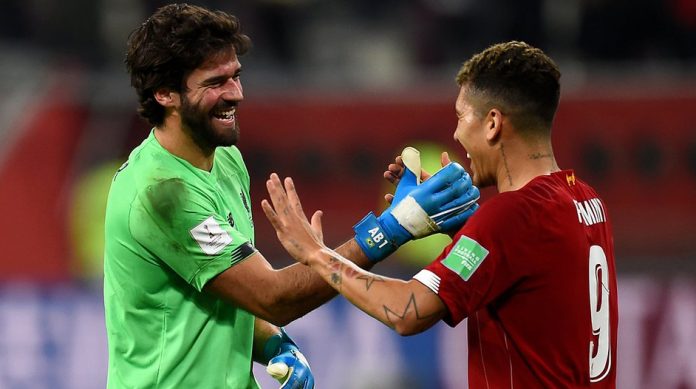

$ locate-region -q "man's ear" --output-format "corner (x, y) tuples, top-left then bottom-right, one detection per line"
(153, 88), (180, 107)
(485, 108), (503, 143)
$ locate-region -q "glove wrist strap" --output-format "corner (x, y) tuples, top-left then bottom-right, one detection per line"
(353, 212), (398, 262)
(262, 328), (297, 365)
(262, 333), (283, 365)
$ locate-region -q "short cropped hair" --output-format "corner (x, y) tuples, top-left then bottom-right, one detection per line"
(456, 41), (561, 134)
(126, 3), (251, 126)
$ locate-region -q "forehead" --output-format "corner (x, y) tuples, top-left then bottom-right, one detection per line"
(187, 48), (240, 81)
(455, 85), (473, 112)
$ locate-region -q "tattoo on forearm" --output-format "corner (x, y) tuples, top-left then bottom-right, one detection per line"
(327, 256), (344, 288)
(500, 142), (513, 186)
(383, 293), (438, 328)
(344, 267), (360, 278)
(357, 274), (385, 291)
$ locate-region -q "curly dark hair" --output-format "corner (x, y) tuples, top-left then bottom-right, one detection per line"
(125, 3), (251, 126)
(456, 41), (561, 134)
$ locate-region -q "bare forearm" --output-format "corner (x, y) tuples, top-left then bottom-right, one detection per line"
(271, 238), (375, 323)
(206, 239), (376, 326)
(306, 248), (444, 335)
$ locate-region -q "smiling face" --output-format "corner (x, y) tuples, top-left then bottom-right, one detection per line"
(453, 86), (497, 189)
(179, 47), (243, 150)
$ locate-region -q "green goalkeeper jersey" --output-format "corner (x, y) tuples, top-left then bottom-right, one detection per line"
(104, 131), (259, 389)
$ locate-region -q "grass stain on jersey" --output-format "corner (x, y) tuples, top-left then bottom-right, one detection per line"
(146, 178), (187, 226)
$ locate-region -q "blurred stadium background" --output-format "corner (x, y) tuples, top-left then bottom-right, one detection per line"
(0, 0), (695, 388)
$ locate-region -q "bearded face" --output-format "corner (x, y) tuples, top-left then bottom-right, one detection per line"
(180, 91), (240, 150)
(177, 47), (244, 152)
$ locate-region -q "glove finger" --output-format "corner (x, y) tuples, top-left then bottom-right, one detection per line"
(438, 203), (479, 232)
(283, 377), (299, 389)
(431, 165), (471, 195)
(425, 174), (474, 212)
(434, 201), (478, 225)
(431, 200), (477, 223)
(306, 374), (315, 389)
(284, 366), (306, 389)
(407, 164), (466, 212)
(432, 186), (480, 217)
(401, 146), (422, 184)
(291, 366), (311, 389)
(424, 162), (466, 191)
(267, 362), (290, 380)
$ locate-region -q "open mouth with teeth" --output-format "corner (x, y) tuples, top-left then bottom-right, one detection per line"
(212, 107), (236, 121)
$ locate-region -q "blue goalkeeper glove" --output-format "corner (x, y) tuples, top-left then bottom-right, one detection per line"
(264, 329), (314, 389)
(354, 147), (480, 262)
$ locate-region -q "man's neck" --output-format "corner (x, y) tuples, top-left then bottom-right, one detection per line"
(495, 137), (559, 193)
(154, 123), (214, 171)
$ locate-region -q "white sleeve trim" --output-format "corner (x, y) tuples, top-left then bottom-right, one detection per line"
(413, 269), (441, 294)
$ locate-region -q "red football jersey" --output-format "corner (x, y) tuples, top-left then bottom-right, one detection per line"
(414, 170), (617, 388)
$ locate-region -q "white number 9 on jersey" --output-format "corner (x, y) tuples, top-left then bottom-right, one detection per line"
(588, 245), (611, 382)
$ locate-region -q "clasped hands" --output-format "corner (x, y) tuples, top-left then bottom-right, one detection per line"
(261, 147), (480, 265)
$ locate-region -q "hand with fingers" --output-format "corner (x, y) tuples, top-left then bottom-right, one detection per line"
(354, 147), (480, 262)
(383, 149), (454, 202)
(261, 173), (327, 266)
(383, 148), (480, 232)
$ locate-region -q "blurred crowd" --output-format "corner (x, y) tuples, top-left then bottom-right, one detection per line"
(1, 0), (695, 88)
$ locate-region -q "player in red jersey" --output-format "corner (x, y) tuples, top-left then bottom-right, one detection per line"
(262, 41), (618, 388)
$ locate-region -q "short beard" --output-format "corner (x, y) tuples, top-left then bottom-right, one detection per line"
(180, 94), (239, 153)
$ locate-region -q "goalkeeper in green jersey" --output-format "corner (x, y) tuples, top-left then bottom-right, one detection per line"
(104, 4), (479, 388)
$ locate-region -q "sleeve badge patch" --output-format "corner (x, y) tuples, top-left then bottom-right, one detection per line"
(442, 235), (489, 281)
(190, 216), (233, 255)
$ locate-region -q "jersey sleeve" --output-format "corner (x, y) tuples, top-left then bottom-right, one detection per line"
(129, 176), (256, 292)
(414, 193), (534, 326)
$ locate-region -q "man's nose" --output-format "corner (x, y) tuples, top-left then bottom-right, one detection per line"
(221, 79), (243, 100)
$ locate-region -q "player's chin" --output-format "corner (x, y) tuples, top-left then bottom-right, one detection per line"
(212, 122), (240, 146)
(469, 167), (486, 188)
(472, 174), (482, 188)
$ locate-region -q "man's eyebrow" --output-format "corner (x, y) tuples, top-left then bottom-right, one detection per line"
(201, 67), (242, 85)
(201, 75), (226, 85)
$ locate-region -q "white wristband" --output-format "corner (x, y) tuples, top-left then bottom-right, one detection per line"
(391, 195), (439, 238)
